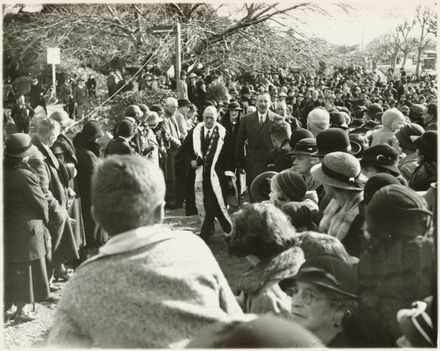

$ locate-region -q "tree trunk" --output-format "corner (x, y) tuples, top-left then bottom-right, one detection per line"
(391, 47), (399, 68)
(415, 47), (423, 79)
(401, 50), (408, 68)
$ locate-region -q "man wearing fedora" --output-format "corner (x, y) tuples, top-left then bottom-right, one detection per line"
(236, 93), (283, 199)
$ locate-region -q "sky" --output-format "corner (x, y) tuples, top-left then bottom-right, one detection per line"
(6, 0), (437, 47)
(217, 0), (437, 47)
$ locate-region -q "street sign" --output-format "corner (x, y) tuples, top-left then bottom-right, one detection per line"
(150, 25), (175, 35)
(47, 47), (60, 65)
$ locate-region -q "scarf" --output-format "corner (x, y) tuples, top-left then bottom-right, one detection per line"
(319, 193), (362, 240)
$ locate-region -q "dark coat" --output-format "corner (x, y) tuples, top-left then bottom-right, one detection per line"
(32, 135), (80, 263)
(30, 83), (44, 108)
(73, 133), (107, 248)
(355, 236), (434, 346)
(235, 110), (283, 187)
(4, 160), (48, 262)
(105, 136), (135, 156)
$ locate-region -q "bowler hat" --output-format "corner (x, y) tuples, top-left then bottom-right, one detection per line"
(360, 144), (400, 176)
(312, 128), (361, 157)
(5, 133), (38, 158)
(289, 128), (314, 149)
(178, 99), (192, 108)
(250, 171), (277, 202)
(311, 152), (366, 191)
(288, 138), (317, 156)
(280, 255), (360, 299)
(49, 110), (74, 129)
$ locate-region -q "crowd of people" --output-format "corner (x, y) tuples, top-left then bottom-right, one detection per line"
(3, 64), (437, 348)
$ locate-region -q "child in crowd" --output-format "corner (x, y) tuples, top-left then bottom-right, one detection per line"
(369, 108), (405, 150)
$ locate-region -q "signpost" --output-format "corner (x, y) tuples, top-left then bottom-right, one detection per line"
(149, 23), (181, 90)
(47, 47), (60, 97)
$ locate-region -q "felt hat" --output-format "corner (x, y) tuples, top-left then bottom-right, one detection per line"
(312, 128), (361, 157)
(360, 144), (400, 176)
(363, 173), (400, 205)
(395, 123), (425, 152)
(188, 72), (197, 79)
(271, 171), (307, 202)
(178, 99), (191, 108)
(117, 120), (135, 138)
(5, 133), (39, 158)
(187, 314), (323, 348)
(411, 104), (426, 116)
(49, 110), (74, 129)
(250, 171), (277, 202)
(81, 120), (103, 140)
(289, 128), (314, 149)
(241, 85), (251, 95)
(311, 151), (366, 191)
(280, 254), (360, 299)
(226, 101), (243, 111)
(413, 131), (437, 162)
(348, 133), (366, 158)
(397, 298), (434, 347)
(367, 184), (432, 239)
(288, 137), (317, 156)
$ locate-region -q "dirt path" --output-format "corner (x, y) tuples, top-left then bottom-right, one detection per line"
(3, 208), (249, 349)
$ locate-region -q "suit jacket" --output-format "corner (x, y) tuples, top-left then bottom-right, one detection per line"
(235, 110), (283, 168)
(105, 137), (135, 156)
(4, 162), (48, 262)
(162, 115), (182, 150)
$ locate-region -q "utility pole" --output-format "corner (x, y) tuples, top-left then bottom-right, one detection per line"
(175, 22), (181, 86)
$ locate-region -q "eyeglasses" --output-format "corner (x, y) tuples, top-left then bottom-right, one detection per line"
(282, 284), (326, 306)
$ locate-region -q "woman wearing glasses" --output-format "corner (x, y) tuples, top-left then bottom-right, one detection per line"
(279, 255), (359, 347)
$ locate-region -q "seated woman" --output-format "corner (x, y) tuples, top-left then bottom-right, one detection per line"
(356, 185), (434, 346)
(279, 255), (360, 347)
(227, 202), (304, 314)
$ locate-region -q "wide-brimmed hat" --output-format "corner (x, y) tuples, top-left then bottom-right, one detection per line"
(287, 138), (317, 156)
(280, 255), (360, 299)
(226, 101), (243, 111)
(49, 110), (74, 129)
(250, 171), (278, 202)
(312, 128), (361, 157)
(5, 133), (39, 158)
(311, 151), (366, 191)
(360, 144), (400, 176)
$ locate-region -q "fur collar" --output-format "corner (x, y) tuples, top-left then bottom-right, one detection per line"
(237, 246), (304, 294)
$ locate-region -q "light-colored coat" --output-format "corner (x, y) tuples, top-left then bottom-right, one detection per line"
(48, 225), (243, 348)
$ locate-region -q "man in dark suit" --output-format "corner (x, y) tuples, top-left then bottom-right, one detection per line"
(105, 120), (136, 156)
(235, 93), (283, 198)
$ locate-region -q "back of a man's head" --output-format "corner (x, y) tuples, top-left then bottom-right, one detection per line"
(307, 108), (330, 137)
(91, 155), (166, 236)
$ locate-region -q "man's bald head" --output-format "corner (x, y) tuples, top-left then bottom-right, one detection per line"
(307, 108), (330, 137)
(203, 106), (218, 129)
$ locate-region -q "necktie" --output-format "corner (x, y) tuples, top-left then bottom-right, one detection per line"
(259, 114), (265, 127)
